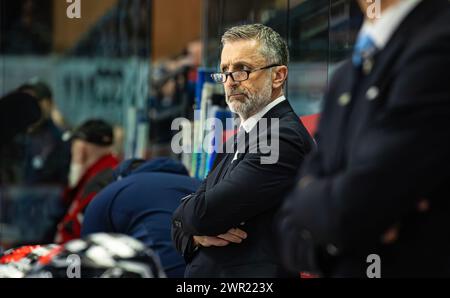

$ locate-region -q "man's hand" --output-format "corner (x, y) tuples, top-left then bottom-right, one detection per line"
(194, 228), (247, 247)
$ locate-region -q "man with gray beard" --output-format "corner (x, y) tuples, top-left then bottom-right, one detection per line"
(55, 119), (119, 244)
(172, 24), (314, 277)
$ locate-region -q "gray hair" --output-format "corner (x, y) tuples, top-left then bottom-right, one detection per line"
(221, 24), (289, 66)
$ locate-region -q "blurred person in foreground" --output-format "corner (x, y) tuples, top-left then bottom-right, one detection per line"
(277, 0), (450, 277)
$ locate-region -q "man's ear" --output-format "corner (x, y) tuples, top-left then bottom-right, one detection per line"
(272, 66), (288, 89)
(79, 142), (89, 164)
(40, 99), (52, 116)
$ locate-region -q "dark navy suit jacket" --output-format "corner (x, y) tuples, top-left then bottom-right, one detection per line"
(172, 100), (315, 278)
(277, 0), (450, 277)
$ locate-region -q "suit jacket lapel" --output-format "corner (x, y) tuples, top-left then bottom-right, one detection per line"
(357, 0), (446, 92)
(329, 0), (447, 171)
(210, 100), (294, 180)
(230, 100), (295, 170)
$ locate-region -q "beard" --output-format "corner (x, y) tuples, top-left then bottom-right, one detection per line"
(68, 162), (86, 188)
(225, 78), (273, 120)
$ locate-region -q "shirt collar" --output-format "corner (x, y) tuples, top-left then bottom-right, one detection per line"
(359, 0), (421, 50)
(241, 95), (286, 133)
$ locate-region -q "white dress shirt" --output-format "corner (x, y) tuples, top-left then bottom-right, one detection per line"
(358, 0), (421, 50)
(232, 95), (286, 162)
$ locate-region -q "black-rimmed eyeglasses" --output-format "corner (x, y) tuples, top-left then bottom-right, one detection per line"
(211, 64), (281, 84)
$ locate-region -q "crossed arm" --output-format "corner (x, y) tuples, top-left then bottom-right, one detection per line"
(172, 129), (307, 259)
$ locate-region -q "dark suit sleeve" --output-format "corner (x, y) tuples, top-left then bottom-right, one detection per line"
(277, 33), (450, 259)
(171, 180), (207, 260)
(298, 62), (348, 179)
(171, 217), (198, 263)
(175, 125), (308, 236)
